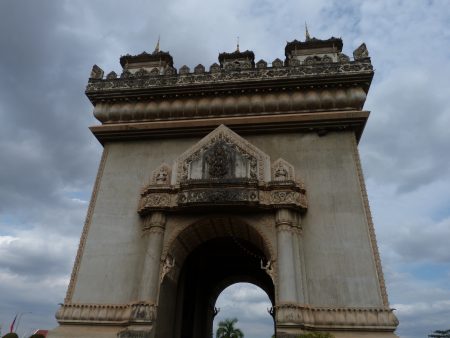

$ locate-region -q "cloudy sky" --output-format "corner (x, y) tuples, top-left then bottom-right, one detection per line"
(0, 0), (449, 337)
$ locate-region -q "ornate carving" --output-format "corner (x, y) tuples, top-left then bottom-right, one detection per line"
(165, 67), (176, 76)
(151, 163), (172, 185)
(65, 146), (110, 302)
(179, 65), (190, 75)
(194, 64), (205, 74)
(204, 141), (233, 178)
(322, 55), (333, 63)
(86, 60), (373, 94)
(56, 302), (157, 325)
(140, 193), (173, 210)
(160, 255), (176, 283)
(106, 71), (117, 79)
(287, 58), (300, 67)
(275, 303), (398, 331)
(149, 68), (159, 76)
(135, 68), (149, 77)
(121, 70), (132, 79)
(175, 125), (270, 183)
(178, 188), (259, 206)
(256, 59), (267, 69)
(90, 64), (104, 79)
(272, 58), (283, 68)
(138, 126), (307, 215)
(261, 259), (276, 283)
(351, 135), (389, 306)
(353, 43), (369, 60)
(209, 63), (220, 73)
(338, 53), (350, 63)
(272, 158), (295, 181)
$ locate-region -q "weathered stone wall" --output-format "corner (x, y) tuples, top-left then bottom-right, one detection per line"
(70, 130), (382, 308)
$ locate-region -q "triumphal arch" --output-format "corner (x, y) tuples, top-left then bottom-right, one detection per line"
(49, 34), (399, 337)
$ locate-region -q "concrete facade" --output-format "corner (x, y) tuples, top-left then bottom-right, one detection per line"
(49, 35), (398, 338)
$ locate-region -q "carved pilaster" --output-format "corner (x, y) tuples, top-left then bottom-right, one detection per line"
(138, 212), (167, 303)
(276, 209), (302, 304)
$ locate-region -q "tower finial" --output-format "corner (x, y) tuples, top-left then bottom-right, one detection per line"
(305, 22), (311, 41)
(154, 35), (160, 53)
(236, 36), (240, 52)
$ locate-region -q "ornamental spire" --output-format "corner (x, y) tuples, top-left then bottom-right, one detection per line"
(305, 22), (311, 41)
(154, 36), (160, 53)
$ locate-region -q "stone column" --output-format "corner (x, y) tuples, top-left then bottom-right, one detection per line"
(276, 208), (301, 304)
(138, 212), (166, 303)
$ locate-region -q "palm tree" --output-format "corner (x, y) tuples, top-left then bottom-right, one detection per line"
(216, 318), (244, 338)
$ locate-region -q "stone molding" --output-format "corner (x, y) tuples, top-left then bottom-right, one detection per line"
(91, 87), (368, 124)
(275, 303), (398, 331)
(56, 302), (156, 326)
(90, 110), (370, 144)
(351, 135), (389, 306)
(65, 145), (110, 303)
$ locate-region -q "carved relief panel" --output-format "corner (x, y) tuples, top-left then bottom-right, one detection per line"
(138, 125), (307, 215)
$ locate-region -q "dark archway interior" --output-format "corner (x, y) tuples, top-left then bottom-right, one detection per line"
(176, 236), (275, 338)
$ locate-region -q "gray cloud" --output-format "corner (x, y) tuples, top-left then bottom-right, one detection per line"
(0, 1), (449, 337)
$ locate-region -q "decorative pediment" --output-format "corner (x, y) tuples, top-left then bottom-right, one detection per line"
(138, 125), (307, 215)
(175, 124), (271, 183)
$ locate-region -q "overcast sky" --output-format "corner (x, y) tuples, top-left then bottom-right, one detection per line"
(0, 1), (449, 337)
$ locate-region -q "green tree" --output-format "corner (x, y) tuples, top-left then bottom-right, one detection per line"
(2, 333), (19, 338)
(429, 329), (450, 338)
(216, 318), (244, 338)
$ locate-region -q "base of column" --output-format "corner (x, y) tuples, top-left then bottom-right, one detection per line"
(47, 325), (124, 338)
(276, 331), (398, 338)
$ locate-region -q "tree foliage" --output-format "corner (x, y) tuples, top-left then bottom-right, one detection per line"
(2, 334), (19, 338)
(429, 329), (450, 338)
(216, 318), (244, 338)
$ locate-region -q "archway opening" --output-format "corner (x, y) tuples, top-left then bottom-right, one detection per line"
(156, 217), (275, 338)
(213, 282), (274, 338)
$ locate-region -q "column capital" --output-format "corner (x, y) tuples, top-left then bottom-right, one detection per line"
(275, 208), (302, 233)
(142, 211), (166, 233)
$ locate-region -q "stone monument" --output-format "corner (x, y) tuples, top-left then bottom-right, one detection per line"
(48, 33), (399, 337)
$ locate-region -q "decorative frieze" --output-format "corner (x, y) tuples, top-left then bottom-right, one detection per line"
(86, 60), (372, 97)
(56, 302), (157, 326)
(275, 303), (398, 331)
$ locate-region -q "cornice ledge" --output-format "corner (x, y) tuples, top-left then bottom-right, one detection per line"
(275, 303), (399, 331)
(56, 302), (157, 326)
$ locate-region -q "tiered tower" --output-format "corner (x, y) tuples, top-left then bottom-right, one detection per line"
(48, 34), (398, 338)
